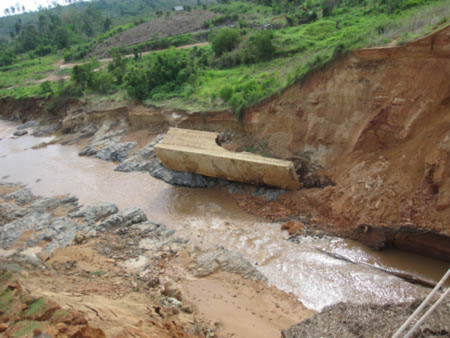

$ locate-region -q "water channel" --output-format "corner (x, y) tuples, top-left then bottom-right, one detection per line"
(1, 120), (449, 311)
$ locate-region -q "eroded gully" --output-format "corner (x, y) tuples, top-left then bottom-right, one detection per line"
(1, 120), (449, 312)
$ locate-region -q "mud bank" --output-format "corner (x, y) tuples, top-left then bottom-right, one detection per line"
(242, 26), (450, 235)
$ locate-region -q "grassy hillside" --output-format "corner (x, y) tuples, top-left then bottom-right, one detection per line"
(0, 0), (449, 114)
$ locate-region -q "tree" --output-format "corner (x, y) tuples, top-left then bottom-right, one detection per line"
(247, 30), (275, 61)
(211, 28), (241, 57)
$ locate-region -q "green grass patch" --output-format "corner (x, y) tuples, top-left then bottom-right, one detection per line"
(23, 298), (46, 317)
(0, 54), (59, 90)
(0, 289), (14, 312)
(13, 321), (43, 337)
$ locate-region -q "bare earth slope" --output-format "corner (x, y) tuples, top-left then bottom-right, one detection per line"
(242, 26), (450, 237)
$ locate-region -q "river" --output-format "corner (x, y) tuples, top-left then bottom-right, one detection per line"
(1, 120), (449, 311)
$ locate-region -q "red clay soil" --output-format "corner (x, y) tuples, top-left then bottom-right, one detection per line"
(240, 26), (450, 241)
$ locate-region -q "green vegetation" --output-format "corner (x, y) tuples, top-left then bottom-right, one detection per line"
(23, 298), (46, 317)
(0, 0), (449, 117)
(0, 289), (14, 312)
(12, 320), (43, 337)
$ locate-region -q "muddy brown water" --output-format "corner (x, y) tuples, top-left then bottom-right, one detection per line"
(0, 120), (449, 311)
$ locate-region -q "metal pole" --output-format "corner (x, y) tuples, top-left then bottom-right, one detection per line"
(404, 286), (450, 338)
(392, 268), (450, 338)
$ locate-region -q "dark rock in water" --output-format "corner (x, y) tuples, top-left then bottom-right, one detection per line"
(4, 188), (35, 205)
(17, 121), (39, 130)
(95, 141), (137, 162)
(13, 130), (28, 137)
(99, 214), (123, 229)
(115, 135), (217, 188)
(282, 300), (450, 338)
(72, 202), (119, 223)
(122, 207), (147, 226)
(32, 124), (59, 137)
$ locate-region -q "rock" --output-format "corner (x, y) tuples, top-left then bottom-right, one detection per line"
(19, 247), (42, 265)
(281, 221), (305, 235)
(30, 196), (78, 213)
(95, 141), (137, 162)
(32, 124), (59, 137)
(74, 233), (85, 244)
(13, 130), (28, 137)
(4, 188), (35, 205)
(0, 323), (8, 332)
(192, 247), (266, 281)
(73, 202), (119, 223)
(1, 213), (52, 247)
(115, 136), (218, 188)
(122, 208), (147, 226)
(99, 214), (123, 229)
(119, 256), (149, 273)
(0, 203), (27, 222)
(0, 248), (17, 258)
(17, 121), (39, 130)
(181, 304), (193, 314)
(163, 282), (182, 301)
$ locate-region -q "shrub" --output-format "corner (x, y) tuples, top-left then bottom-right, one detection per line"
(219, 86), (233, 101)
(211, 28), (241, 56)
(246, 30), (275, 61)
(91, 71), (115, 94)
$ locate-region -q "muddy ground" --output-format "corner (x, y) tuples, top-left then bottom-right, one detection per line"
(0, 182), (312, 337)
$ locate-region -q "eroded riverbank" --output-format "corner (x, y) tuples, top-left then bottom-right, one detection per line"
(1, 118), (449, 320)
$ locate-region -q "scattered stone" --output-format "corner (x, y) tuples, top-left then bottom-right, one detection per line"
(119, 255), (149, 273)
(4, 188), (35, 205)
(163, 281), (182, 301)
(13, 130), (28, 137)
(99, 214), (123, 229)
(281, 221), (305, 235)
(73, 202), (119, 223)
(74, 233), (85, 245)
(95, 141), (137, 162)
(17, 120), (39, 130)
(192, 247), (266, 281)
(122, 208), (147, 226)
(1, 212), (52, 247)
(32, 124), (59, 137)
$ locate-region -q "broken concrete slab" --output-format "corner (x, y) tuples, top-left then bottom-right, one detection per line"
(155, 128), (301, 190)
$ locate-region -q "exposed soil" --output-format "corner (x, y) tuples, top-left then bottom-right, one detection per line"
(235, 25), (450, 257)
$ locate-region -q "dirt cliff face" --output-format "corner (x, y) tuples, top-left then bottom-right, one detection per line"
(243, 26), (450, 233)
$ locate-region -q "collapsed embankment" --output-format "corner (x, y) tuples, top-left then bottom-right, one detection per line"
(239, 26), (450, 260)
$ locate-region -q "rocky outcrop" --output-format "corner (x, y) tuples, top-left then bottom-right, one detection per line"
(116, 134), (218, 188)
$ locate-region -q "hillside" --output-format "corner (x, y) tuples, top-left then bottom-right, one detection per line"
(0, 0), (204, 41)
